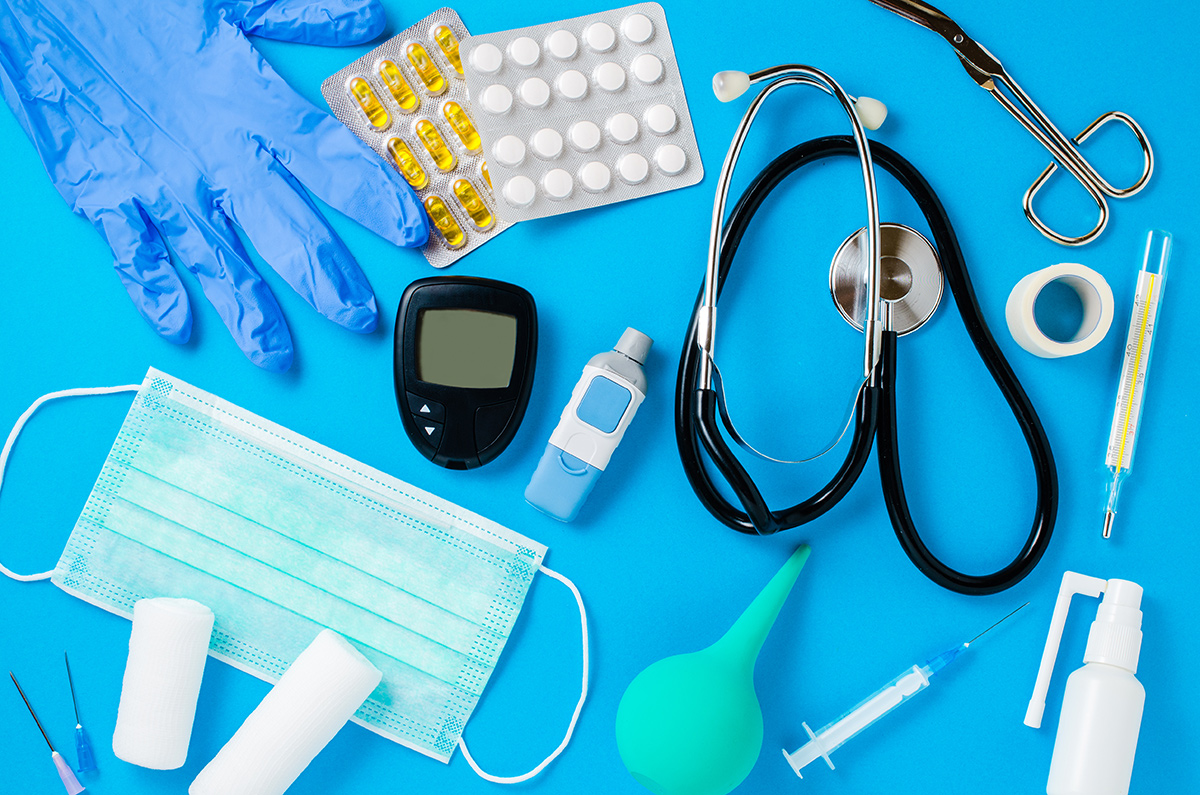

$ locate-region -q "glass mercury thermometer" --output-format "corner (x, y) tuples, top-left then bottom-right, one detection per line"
(1103, 230), (1171, 539)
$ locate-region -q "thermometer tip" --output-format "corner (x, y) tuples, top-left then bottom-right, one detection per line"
(1103, 511), (1115, 539)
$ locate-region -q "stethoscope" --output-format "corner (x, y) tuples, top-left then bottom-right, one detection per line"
(675, 65), (1058, 595)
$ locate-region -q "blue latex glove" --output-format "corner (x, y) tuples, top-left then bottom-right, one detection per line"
(0, 0), (429, 371)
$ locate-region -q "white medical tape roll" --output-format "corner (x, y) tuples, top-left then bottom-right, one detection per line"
(1005, 263), (1114, 358)
(189, 629), (382, 795)
(112, 597), (215, 769)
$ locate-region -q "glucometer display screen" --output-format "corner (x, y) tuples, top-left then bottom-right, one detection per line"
(416, 308), (517, 388)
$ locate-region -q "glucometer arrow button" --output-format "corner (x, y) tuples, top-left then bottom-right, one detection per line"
(406, 392), (445, 422)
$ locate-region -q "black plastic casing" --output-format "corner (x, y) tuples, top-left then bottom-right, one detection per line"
(394, 276), (537, 469)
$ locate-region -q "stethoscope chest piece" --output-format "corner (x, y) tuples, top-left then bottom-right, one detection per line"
(830, 223), (943, 335)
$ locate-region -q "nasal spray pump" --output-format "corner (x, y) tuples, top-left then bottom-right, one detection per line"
(1025, 572), (1145, 795)
(526, 328), (652, 522)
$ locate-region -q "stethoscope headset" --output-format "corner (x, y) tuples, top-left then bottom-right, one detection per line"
(675, 65), (1058, 595)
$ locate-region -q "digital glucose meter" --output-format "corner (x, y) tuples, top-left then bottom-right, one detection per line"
(394, 276), (537, 469)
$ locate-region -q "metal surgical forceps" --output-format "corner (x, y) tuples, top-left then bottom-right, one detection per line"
(870, 0), (1154, 246)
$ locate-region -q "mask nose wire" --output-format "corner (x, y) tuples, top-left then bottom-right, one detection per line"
(0, 383), (141, 582)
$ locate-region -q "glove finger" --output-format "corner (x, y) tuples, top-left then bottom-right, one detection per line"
(222, 151), (378, 333)
(157, 197), (296, 372)
(91, 200), (193, 343)
(268, 111), (430, 248)
(225, 0), (385, 46)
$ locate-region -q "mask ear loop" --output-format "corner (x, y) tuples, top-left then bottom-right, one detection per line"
(0, 384), (141, 582)
(457, 564), (589, 784)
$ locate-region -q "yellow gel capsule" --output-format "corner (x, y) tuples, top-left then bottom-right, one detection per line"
(386, 138), (428, 189)
(441, 101), (481, 152)
(424, 195), (466, 249)
(349, 77), (389, 129)
(432, 25), (464, 76)
(406, 42), (446, 95)
(378, 60), (419, 113)
(453, 179), (493, 229)
(480, 161), (493, 191)
(415, 119), (456, 172)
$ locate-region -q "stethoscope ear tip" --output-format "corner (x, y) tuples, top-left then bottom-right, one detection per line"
(712, 71), (750, 102)
(854, 96), (888, 131)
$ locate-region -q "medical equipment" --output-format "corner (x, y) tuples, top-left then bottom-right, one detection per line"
(1006, 263), (1115, 358)
(675, 64), (1058, 595)
(526, 328), (652, 521)
(9, 672), (86, 795)
(113, 598), (214, 770)
(616, 546), (810, 795)
(460, 3), (704, 220)
(1103, 230), (1171, 539)
(0, 370), (587, 784)
(0, 0), (428, 372)
(783, 603), (1027, 777)
(190, 630), (381, 795)
(394, 277), (538, 468)
(869, 0), (1154, 247)
(321, 9), (513, 266)
(62, 653), (96, 774)
(1026, 573), (1145, 795)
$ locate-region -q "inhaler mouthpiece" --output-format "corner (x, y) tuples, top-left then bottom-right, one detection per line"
(853, 97), (887, 130)
(713, 71), (750, 102)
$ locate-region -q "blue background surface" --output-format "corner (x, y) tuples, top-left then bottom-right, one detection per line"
(1, 0), (1197, 793)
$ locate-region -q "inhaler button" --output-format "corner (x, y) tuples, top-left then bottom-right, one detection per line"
(503, 175), (537, 208)
(631, 53), (664, 84)
(579, 161), (612, 193)
(621, 13), (655, 43)
(469, 43), (503, 75)
(654, 144), (687, 175)
(617, 152), (650, 185)
(546, 29), (578, 60)
(583, 22), (616, 52)
(556, 69), (589, 101)
(645, 103), (677, 135)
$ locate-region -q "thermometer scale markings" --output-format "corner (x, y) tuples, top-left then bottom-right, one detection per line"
(1106, 271), (1159, 471)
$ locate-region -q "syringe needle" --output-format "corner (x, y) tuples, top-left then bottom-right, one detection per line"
(964, 601), (1030, 647)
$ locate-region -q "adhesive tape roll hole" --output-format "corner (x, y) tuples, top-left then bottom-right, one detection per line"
(1005, 263), (1114, 358)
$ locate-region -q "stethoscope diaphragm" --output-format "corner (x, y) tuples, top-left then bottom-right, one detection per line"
(829, 223), (943, 335)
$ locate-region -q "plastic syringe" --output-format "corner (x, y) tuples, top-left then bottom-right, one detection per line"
(1103, 230), (1171, 540)
(782, 604), (1027, 778)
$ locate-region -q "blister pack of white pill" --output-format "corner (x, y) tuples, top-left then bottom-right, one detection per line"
(321, 9), (511, 268)
(460, 3), (703, 221)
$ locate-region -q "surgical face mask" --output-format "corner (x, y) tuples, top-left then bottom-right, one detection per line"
(0, 369), (587, 783)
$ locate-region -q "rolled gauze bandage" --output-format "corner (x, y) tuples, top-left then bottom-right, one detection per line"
(113, 597), (215, 769)
(1006, 262), (1114, 358)
(190, 629), (382, 795)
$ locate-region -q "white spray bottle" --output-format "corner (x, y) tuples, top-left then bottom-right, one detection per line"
(1025, 572), (1145, 795)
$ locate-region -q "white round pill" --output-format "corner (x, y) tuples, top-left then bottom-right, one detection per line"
(542, 168), (573, 200)
(509, 36), (540, 67)
(568, 120), (602, 152)
(518, 77), (551, 109)
(503, 175), (537, 208)
(617, 152), (650, 185)
(631, 53), (664, 84)
(606, 112), (639, 144)
(493, 134), (526, 166)
(654, 144), (687, 175)
(556, 69), (588, 100)
(594, 62), (626, 93)
(621, 13), (654, 43)
(579, 161), (612, 193)
(479, 84), (514, 115)
(583, 21), (616, 52)
(531, 127), (564, 160)
(644, 103), (677, 135)
(469, 43), (503, 75)
(546, 29), (578, 60)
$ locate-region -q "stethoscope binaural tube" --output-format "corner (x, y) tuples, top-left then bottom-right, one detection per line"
(675, 135), (1058, 595)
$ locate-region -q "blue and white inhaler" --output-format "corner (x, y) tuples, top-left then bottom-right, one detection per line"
(526, 328), (652, 522)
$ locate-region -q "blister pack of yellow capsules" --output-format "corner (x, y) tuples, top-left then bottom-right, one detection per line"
(322, 9), (511, 267)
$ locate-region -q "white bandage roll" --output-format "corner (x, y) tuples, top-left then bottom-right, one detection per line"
(1006, 262), (1114, 358)
(112, 597), (215, 769)
(189, 629), (382, 795)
